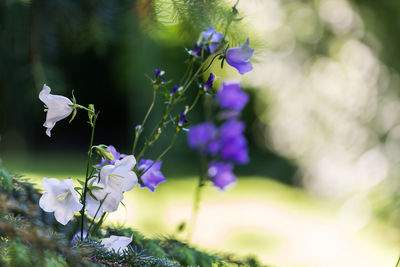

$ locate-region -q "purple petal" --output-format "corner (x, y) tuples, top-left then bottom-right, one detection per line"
(187, 122), (218, 155)
(217, 82), (249, 111)
(226, 38), (254, 75)
(170, 84), (179, 96)
(208, 161), (237, 190)
(201, 27), (224, 53)
(138, 159), (166, 192)
(204, 73), (215, 91)
(178, 109), (188, 127)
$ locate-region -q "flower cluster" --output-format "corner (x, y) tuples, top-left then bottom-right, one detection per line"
(189, 27), (254, 75)
(38, 84), (166, 251)
(188, 81), (249, 190)
(187, 26), (253, 190)
(36, 17), (254, 253)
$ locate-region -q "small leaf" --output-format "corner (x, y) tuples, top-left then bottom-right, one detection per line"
(89, 190), (98, 201)
(89, 186), (104, 190)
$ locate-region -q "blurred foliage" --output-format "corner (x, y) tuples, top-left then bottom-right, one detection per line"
(0, 164), (267, 266)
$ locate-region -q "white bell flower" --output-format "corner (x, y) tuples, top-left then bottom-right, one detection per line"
(85, 155), (137, 218)
(39, 178), (83, 225)
(99, 155), (138, 193)
(101, 235), (132, 254)
(85, 179), (123, 219)
(39, 84), (73, 137)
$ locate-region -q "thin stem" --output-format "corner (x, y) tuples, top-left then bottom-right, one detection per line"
(87, 194), (108, 236)
(396, 255), (400, 267)
(91, 212), (108, 236)
(188, 90), (202, 112)
(187, 156), (207, 241)
(138, 129), (179, 178)
(136, 50), (220, 162)
(80, 114), (97, 240)
(132, 86), (157, 154)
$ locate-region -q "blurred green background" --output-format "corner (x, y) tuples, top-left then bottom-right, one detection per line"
(2, 0), (400, 266)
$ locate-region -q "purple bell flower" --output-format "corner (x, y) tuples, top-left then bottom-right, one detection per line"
(170, 83), (179, 96)
(204, 73), (215, 91)
(154, 69), (165, 83)
(71, 231), (87, 244)
(189, 43), (202, 57)
(97, 145), (126, 167)
(208, 161), (237, 190)
(178, 108), (188, 127)
(217, 82), (249, 111)
(188, 122), (219, 155)
(218, 120), (249, 164)
(201, 27), (224, 53)
(138, 159), (166, 192)
(226, 38), (254, 75)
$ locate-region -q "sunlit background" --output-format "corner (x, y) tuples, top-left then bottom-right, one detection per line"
(2, 0), (400, 266)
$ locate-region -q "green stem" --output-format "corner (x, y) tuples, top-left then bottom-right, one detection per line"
(80, 114), (97, 240)
(136, 50), (220, 163)
(132, 86), (157, 154)
(396, 255), (400, 267)
(187, 156), (207, 241)
(87, 194), (108, 237)
(138, 129), (179, 178)
(91, 212), (108, 236)
(188, 91), (202, 112)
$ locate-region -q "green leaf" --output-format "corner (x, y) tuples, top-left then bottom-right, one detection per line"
(89, 190), (98, 201)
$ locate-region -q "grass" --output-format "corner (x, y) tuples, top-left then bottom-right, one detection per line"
(2, 153), (400, 267)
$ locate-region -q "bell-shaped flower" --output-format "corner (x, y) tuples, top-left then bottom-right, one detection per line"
(217, 82), (249, 111)
(201, 27), (224, 53)
(96, 145), (126, 168)
(39, 84), (74, 137)
(203, 73), (215, 91)
(187, 122), (219, 155)
(85, 179), (124, 219)
(138, 159), (166, 192)
(208, 161), (237, 190)
(86, 155), (137, 218)
(99, 155), (138, 193)
(218, 120), (249, 164)
(39, 178), (83, 225)
(101, 235), (132, 255)
(226, 38), (254, 75)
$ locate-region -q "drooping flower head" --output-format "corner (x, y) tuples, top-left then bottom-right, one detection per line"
(188, 122), (219, 155)
(39, 84), (73, 137)
(217, 82), (249, 111)
(188, 43), (202, 58)
(201, 27), (224, 53)
(86, 155), (137, 218)
(101, 235), (132, 255)
(39, 178), (83, 225)
(170, 83), (179, 97)
(71, 231), (87, 244)
(178, 108), (188, 127)
(153, 69), (165, 84)
(97, 145), (126, 168)
(218, 120), (249, 164)
(208, 161), (237, 190)
(226, 38), (254, 75)
(204, 73), (215, 91)
(138, 159), (166, 192)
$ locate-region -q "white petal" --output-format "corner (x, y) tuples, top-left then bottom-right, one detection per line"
(101, 235), (132, 253)
(54, 204), (75, 225)
(39, 84), (73, 137)
(39, 192), (57, 212)
(100, 155), (138, 192)
(39, 84), (51, 102)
